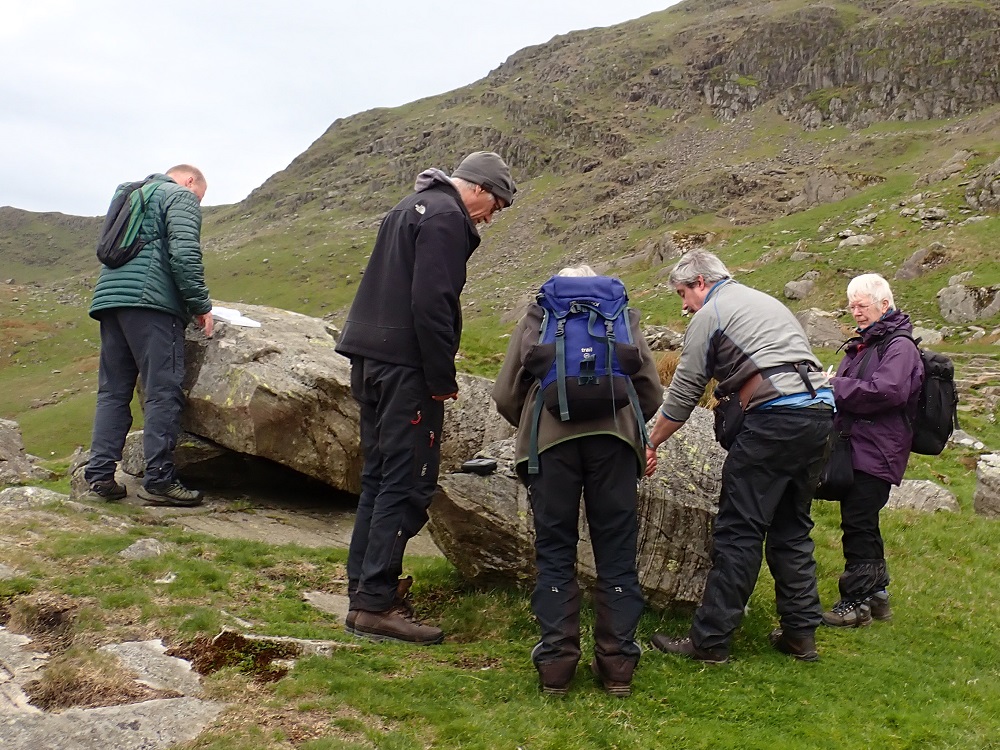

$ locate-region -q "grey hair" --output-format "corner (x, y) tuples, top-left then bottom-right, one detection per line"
(557, 265), (597, 277)
(450, 176), (476, 192)
(668, 250), (731, 287)
(847, 273), (895, 310)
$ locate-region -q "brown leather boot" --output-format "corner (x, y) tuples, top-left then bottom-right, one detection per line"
(650, 634), (729, 664)
(353, 606), (444, 644)
(590, 658), (632, 697)
(768, 628), (819, 662)
(346, 576), (416, 634)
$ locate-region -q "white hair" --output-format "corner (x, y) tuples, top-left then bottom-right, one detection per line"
(556, 265), (597, 277)
(847, 273), (895, 310)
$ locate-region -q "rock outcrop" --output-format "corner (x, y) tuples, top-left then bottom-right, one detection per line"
(180, 301), (512, 494)
(973, 453), (1000, 519)
(0, 420), (51, 486)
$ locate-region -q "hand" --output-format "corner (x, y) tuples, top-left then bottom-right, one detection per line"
(195, 312), (214, 338)
(432, 392), (458, 402)
(644, 446), (658, 478)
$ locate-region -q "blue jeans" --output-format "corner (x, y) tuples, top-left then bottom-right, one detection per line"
(85, 307), (186, 488)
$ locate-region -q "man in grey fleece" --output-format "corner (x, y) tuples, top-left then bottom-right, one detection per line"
(645, 251), (834, 663)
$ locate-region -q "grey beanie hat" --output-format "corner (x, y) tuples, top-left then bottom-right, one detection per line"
(452, 151), (516, 206)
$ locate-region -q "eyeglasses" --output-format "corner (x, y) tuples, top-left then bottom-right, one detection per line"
(489, 191), (505, 215)
(848, 302), (872, 312)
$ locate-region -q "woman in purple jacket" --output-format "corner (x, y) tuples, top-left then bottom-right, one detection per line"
(823, 274), (923, 628)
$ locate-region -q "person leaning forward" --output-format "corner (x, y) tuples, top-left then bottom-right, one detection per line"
(492, 265), (663, 697)
(645, 250), (834, 663)
(335, 151), (515, 645)
(85, 164), (213, 508)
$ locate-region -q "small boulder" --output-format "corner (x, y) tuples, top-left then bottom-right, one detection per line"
(886, 479), (959, 513)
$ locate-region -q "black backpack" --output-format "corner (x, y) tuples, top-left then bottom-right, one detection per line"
(95, 177), (164, 268)
(872, 331), (959, 455)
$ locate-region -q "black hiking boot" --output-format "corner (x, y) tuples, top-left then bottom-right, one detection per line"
(768, 629), (819, 662)
(532, 647), (577, 696)
(650, 634), (729, 664)
(138, 480), (203, 507)
(89, 479), (127, 501)
(822, 599), (872, 628)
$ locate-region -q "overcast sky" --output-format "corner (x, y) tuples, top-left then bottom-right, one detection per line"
(0, 0), (679, 217)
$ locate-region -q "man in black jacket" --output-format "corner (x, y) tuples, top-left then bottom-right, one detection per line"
(335, 152), (515, 644)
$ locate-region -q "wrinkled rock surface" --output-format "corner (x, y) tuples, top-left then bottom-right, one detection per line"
(974, 453), (1000, 519)
(937, 284), (1000, 324)
(795, 308), (846, 349)
(428, 408), (724, 608)
(887, 479), (959, 513)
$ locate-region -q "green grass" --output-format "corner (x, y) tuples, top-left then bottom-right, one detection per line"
(3, 489), (999, 749)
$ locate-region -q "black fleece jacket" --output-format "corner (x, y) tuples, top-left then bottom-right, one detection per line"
(335, 175), (481, 395)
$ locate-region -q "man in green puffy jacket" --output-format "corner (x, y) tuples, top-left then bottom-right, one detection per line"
(84, 164), (213, 507)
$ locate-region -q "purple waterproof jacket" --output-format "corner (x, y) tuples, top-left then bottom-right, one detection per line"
(830, 310), (924, 485)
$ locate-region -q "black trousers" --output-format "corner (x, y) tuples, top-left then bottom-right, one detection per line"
(85, 308), (186, 488)
(837, 469), (891, 601)
(347, 358), (443, 612)
(691, 407), (832, 652)
(527, 435), (644, 680)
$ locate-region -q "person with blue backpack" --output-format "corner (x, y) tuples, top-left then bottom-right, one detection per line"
(646, 251), (834, 663)
(492, 266), (663, 697)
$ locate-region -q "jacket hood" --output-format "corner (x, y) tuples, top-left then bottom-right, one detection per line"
(414, 168), (456, 193)
(413, 168), (479, 237)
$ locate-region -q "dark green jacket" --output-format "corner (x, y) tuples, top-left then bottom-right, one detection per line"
(89, 174), (211, 322)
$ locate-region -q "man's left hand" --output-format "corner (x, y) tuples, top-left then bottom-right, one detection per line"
(432, 392), (458, 402)
(195, 313), (214, 338)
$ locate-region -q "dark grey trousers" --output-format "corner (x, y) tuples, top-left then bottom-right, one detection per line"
(85, 308), (185, 488)
(347, 358), (443, 612)
(691, 407), (833, 652)
(527, 435), (644, 681)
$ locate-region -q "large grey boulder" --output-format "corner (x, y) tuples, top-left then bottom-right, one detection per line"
(887, 479), (959, 513)
(181, 301), (512, 494)
(937, 284), (1000, 324)
(795, 309), (847, 349)
(428, 408), (725, 608)
(973, 453), (1000, 519)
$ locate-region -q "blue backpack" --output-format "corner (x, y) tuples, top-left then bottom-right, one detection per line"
(523, 275), (648, 473)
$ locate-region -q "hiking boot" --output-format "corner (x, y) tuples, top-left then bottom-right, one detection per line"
(89, 479), (127, 501)
(822, 599), (872, 628)
(768, 629), (819, 662)
(532, 646), (577, 696)
(138, 481), (203, 507)
(346, 576), (416, 635)
(590, 658), (631, 697)
(867, 591), (893, 621)
(352, 606), (444, 644)
(650, 634), (728, 664)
